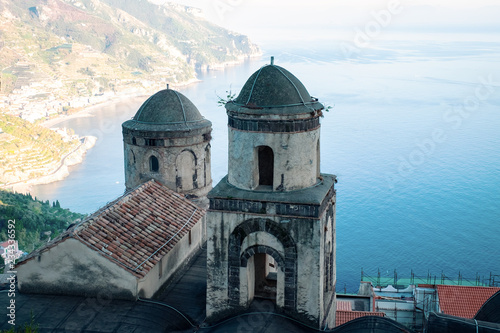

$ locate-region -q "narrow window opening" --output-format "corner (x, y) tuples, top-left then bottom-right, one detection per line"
(188, 230), (192, 245)
(145, 138), (163, 146)
(149, 156), (159, 172)
(132, 137), (137, 145)
(258, 146), (274, 187)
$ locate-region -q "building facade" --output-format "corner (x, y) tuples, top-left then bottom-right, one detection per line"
(206, 59), (337, 329)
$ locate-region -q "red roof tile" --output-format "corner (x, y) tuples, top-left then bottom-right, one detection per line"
(18, 180), (205, 278)
(437, 285), (500, 319)
(336, 310), (385, 326)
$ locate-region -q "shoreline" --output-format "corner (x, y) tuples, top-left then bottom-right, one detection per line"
(2, 136), (97, 194)
(40, 77), (203, 129)
(4, 55), (260, 194)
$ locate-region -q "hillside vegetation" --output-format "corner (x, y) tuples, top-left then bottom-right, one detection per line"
(0, 113), (80, 184)
(0, 190), (85, 253)
(0, 0), (260, 95)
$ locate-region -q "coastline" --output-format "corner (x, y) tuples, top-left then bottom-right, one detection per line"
(4, 54), (259, 194)
(2, 136), (97, 194)
(39, 77), (203, 129)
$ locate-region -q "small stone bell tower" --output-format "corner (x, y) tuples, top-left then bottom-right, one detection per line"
(122, 87), (212, 203)
(206, 58), (337, 328)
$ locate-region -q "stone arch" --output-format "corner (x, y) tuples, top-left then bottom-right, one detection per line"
(175, 149), (197, 191)
(240, 245), (285, 268)
(228, 218), (297, 311)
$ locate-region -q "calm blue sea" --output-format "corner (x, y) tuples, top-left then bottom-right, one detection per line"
(30, 38), (500, 292)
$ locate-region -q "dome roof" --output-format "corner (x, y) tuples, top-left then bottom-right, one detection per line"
(123, 88), (211, 134)
(134, 88), (204, 124)
(227, 60), (323, 115)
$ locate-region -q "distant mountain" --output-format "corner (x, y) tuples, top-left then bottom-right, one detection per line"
(0, 0), (260, 97)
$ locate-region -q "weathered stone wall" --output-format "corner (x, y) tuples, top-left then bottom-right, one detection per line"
(137, 215), (205, 298)
(227, 128), (320, 191)
(123, 129), (212, 197)
(206, 211), (324, 326)
(320, 198), (337, 328)
(17, 238), (137, 300)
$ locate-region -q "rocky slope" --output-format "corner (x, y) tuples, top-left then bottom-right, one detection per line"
(0, 0), (260, 97)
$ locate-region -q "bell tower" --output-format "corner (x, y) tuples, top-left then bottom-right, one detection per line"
(122, 87), (212, 204)
(206, 58), (337, 328)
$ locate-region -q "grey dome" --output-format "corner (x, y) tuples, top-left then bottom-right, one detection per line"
(227, 63), (324, 115)
(134, 88), (204, 124)
(123, 88), (211, 134)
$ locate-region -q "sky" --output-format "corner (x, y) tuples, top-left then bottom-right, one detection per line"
(155, 0), (500, 44)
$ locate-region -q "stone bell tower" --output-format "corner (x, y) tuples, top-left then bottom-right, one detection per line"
(122, 87), (212, 203)
(206, 58), (337, 329)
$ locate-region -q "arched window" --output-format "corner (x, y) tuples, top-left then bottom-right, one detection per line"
(132, 137), (137, 145)
(149, 156), (159, 172)
(258, 146), (274, 186)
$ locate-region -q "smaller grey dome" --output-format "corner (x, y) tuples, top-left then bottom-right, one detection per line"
(227, 61), (324, 115)
(134, 88), (204, 124)
(122, 88), (211, 135)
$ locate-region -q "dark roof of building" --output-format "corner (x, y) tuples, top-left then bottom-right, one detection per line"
(475, 290), (500, 323)
(336, 310), (385, 327)
(16, 180), (205, 278)
(437, 285), (500, 319)
(122, 88), (211, 132)
(226, 60), (324, 115)
(427, 312), (500, 333)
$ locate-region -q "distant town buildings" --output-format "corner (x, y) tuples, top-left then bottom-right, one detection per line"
(0, 240), (24, 263)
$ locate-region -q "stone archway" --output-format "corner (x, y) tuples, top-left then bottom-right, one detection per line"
(240, 245), (284, 303)
(228, 218), (297, 311)
(175, 149), (197, 191)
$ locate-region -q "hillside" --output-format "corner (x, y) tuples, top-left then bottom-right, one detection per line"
(0, 0), (260, 120)
(0, 189), (85, 253)
(0, 113), (84, 185)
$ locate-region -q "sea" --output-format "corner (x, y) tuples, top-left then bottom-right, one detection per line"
(30, 35), (500, 292)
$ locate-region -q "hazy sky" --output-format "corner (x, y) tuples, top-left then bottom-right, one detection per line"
(157, 0), (500, 44)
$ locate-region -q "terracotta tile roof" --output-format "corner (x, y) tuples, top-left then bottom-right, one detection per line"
(437, 285), (500, 319)
(17, 180), (205, 278)
(336, 310), (385, 326)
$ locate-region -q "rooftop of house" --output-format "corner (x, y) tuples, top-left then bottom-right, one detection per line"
(16, 180), (205, 278)
(335, 310), (385, 327)
(437, 285), (500, 319)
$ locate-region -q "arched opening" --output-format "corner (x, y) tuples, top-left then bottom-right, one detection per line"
(252, 253), (278, 301)
(149, 155), (159, 172)
(132, 137), (137, 145)
(240, 244), (284, 307)
(228, 219), (297, 311)
(176, 150), (197, 191)
(258, 146), (274, 187)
